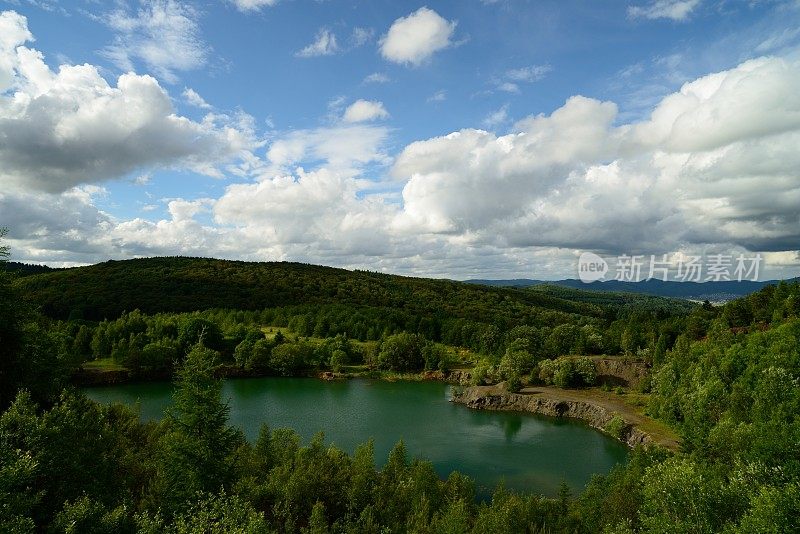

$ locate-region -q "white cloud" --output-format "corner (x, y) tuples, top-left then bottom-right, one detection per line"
(99, 1), (208, 83)
(265, 123), (390, 174)
(351, 27), (374, 47)
(214, 167), (397, 255)
(343, 99), (389, 123)
(380, 7), (456, 66)
(392, 57), (800, 257)
(228, 0), (278, 12)
(427, 89), (447, 102)
(506, 64), (551, 82)
(628, 0), (701, 21)
(482, 104), (509, 128)
(0, 10), (32, 51)
(491, 64), (551, 94)
(363, 72), (390, 84)
(296, 28), (339, 58)
(134, 174), (152, 186)
(393, 96), (618, 234)
(497, 82), (519, 94)
(632, 57), (800, 152)
(182, 87), (212, 109)
(0, 11), (257, 193)
(756, 27), (800, 54)
(0, 10), (32, 90)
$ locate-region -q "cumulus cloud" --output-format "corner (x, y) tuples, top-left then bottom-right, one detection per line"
(628, 0), (701, 21)
(380, 7), (456, 66)
(343, 100), (389, 123)
(0, 10), (32, 90)
(99, 1), (208, 83)
(632, 57), (800, 152)
(228, 0), (278, 12)
(391, 57), (800, 257)
(214, 168), (397, 255)
(0, 10), (256, 193)
(296, 29), (339, 57)
(393, 96), (618, 234)
(0, 10), (32, 51)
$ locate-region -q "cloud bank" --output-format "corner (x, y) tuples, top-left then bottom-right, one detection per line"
(2, 10), (799, 279)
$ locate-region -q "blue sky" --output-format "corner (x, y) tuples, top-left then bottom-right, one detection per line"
(2, 0), (800, 279)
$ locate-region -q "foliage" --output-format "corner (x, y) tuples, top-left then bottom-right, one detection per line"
(377, 332), (426, 372)
(149, 345), (242, 515)
(604, 415), (628, 441)
(537, 357), (597, 388)
(505, 374), (522, 393)
(14, 256), (702, 361)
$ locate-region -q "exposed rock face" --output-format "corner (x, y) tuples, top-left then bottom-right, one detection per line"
(451, 386), (653, 448)
(444, 369), (473, 385)
(592, 358), (650, 389)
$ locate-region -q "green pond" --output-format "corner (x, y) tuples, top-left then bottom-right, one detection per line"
(85, 377), (628, 497)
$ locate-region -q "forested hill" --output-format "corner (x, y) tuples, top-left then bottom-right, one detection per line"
(11, 256), (619, 324)
(3, 261), (58, 276)
(13, 257), (695, 327)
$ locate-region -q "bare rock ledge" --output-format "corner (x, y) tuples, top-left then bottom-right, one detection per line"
(450, 385), (658, 449)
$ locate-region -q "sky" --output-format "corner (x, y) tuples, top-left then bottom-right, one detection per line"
(1, 0), (800, 280)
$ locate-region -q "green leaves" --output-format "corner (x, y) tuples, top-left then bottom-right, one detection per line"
(151, 345), (240, 516)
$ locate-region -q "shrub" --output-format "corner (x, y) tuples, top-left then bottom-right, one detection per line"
(247, 339), (273, 371)
(330, 349), (347, 372)
(573, 357), (597, 386)
(498, 347), (535, 379)
(552, 360), (574, 387)
(538, 358), (596, 388)
(505, 374), (522, 393)
(604, 415), (628, 440)
(178, 318), (224, 351)
(141, 339), (180, 371)
(538, 359), (557, 384)
(269, 342), (316, 376)
(377, 333), (426, 372)
(470, 362), (491, 385)
(422, 342), (448, 371)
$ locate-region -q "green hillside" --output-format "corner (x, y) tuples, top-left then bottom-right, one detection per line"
(14, 256), (611, 323)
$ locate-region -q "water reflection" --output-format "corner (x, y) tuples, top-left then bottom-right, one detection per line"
(502, 415), (523, 440)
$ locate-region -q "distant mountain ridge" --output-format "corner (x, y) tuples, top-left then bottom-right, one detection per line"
(465, 278), (799, 301)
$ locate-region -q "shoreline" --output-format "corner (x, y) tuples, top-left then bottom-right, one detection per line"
(71, 365), (474, 387)
(75, 366), (678, 451)
(450, 384), (679, 451)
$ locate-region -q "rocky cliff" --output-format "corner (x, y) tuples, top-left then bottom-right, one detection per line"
(451, 385), (655, 448)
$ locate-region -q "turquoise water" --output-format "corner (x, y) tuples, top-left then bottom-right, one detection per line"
(85, 377), (628, 497)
